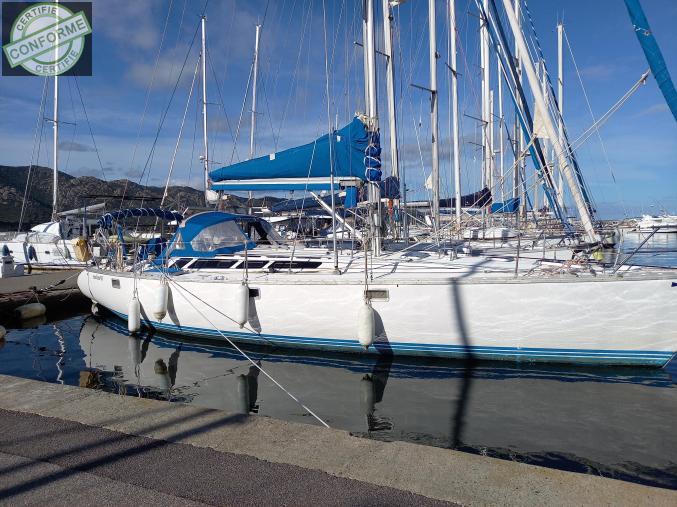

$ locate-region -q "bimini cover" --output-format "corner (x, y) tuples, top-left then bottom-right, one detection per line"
(98, 208), (184, 229)
(209, 116), (370, 182)
(165, 212), (255, 258)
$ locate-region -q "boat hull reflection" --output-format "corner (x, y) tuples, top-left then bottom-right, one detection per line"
(79, 316), (677, 489)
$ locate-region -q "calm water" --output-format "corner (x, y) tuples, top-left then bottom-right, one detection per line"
(0, 232), (675, 489)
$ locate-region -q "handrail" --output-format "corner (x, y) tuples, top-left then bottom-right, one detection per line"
(612, 226), (661, 274)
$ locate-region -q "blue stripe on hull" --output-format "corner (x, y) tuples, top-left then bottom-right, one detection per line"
(111, 311), (675, 367)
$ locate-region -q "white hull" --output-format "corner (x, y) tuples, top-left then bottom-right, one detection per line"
(632, 215), (677, 234)
(0, 236), (87, 268)
(631, 227), (677, 234)
(78, 265), (677, 367)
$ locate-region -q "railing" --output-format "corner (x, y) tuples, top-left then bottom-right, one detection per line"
(612, 226), (663, 274)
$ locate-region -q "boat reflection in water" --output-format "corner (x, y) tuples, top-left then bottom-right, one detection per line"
(78, 316), (677, 489)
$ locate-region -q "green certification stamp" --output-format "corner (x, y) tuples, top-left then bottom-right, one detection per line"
(2, 2), (91, 76)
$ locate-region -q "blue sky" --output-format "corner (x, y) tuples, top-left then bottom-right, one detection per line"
(0, 0), (675, 218)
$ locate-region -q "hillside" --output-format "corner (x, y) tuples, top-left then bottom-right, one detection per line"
(0, 165), (280, 230)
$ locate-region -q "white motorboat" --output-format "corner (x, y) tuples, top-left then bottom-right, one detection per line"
(633, 215), (677, 234)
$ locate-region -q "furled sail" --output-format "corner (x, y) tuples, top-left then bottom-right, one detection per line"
(209, 116), (372, 183)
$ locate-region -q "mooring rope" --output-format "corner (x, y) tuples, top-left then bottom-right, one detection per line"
(158, 272), (331, 428)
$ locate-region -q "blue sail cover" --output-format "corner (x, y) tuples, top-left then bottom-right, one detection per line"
(209, 116), (373, 182)
(624, 0), (677, 123)
(97, 208), (184, 229)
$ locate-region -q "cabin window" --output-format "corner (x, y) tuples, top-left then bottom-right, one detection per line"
(191, 259), (237, 269)
(233, 260), (268, 269)
(112, 279), (121, 289)
(171, 258), (192, 269)
(238, 219), (285, 247)
(190, 221), (249, 252)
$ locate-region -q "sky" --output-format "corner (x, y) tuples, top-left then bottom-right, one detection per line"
(0, 0), (675, 219)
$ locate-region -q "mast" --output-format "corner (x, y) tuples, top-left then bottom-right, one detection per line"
(623, 0), (677, 122)
(489, 89), (494, 199)
(249, 24), (261, 211)
(557, 21), (564, 211)
(513, 0), (523, 215)
(428, 0), (440, 230)
(499, 0), (597, 242)
(364, 0), (381, 255)
(382, 1), (398, 181)
(201, 16), (209, 206)
(480, 0), (491, 194)
(52, 2), (60, 221)
(250, 25), (261, 160)
(382, 0), (406, 241)
(449, 0), (462, 226)
(497, 59), (504, 203)
(53, 68), (59, 220)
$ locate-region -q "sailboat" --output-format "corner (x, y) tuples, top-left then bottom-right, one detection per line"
(76, 1), (677, 367)
(0, 46), (94, 269)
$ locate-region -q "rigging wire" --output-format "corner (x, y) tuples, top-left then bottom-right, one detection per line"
(569, 70), (649, 152)
(118, 0), (175, 211)
(73, 77), (107, 182)
(131, 20), (201, 218)
(18, 77), (49, 232)
(161, 58), (201, 208)
(160, 273), (330, 428)
(563, 27), (629, 217)
(62, 78), (78, 176)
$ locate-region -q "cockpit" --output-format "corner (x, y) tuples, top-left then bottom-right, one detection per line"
(164, 212), (286, 259)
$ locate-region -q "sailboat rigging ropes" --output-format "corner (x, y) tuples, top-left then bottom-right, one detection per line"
(118, 0), (176, 212)
(160, 272), (330, 428)
(569, 70), (650, 153)
(161, 59), (201, 209)
(73, 77), (107, 182)
(18, 76), (49, 232)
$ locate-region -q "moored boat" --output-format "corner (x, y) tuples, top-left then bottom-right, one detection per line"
(78, 211), (677, 367)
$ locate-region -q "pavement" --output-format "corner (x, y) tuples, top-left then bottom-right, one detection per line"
(0, 409), (444, 506)
(0, 374), (675, 506)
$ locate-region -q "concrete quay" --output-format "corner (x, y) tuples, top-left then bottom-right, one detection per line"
(0, 269), (84, 317)
(0, 374), (674, 506)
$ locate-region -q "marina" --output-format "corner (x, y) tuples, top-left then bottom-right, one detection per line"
(0, 0), (675, 503)
(0, 234), (675, 492)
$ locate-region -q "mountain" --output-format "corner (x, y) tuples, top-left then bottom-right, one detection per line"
(0, 165), (282, 230)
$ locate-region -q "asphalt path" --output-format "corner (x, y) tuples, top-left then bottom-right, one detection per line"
(0, 408), (453, 506)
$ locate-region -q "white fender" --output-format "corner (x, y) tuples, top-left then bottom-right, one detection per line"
(128, 297), (140, 333)
(14, 302), (46, 320)
(91, 303), (100, 316)
(234, 283), (249, 328)
(357, 301), (375, 349)
(152, 281), (169, 320)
